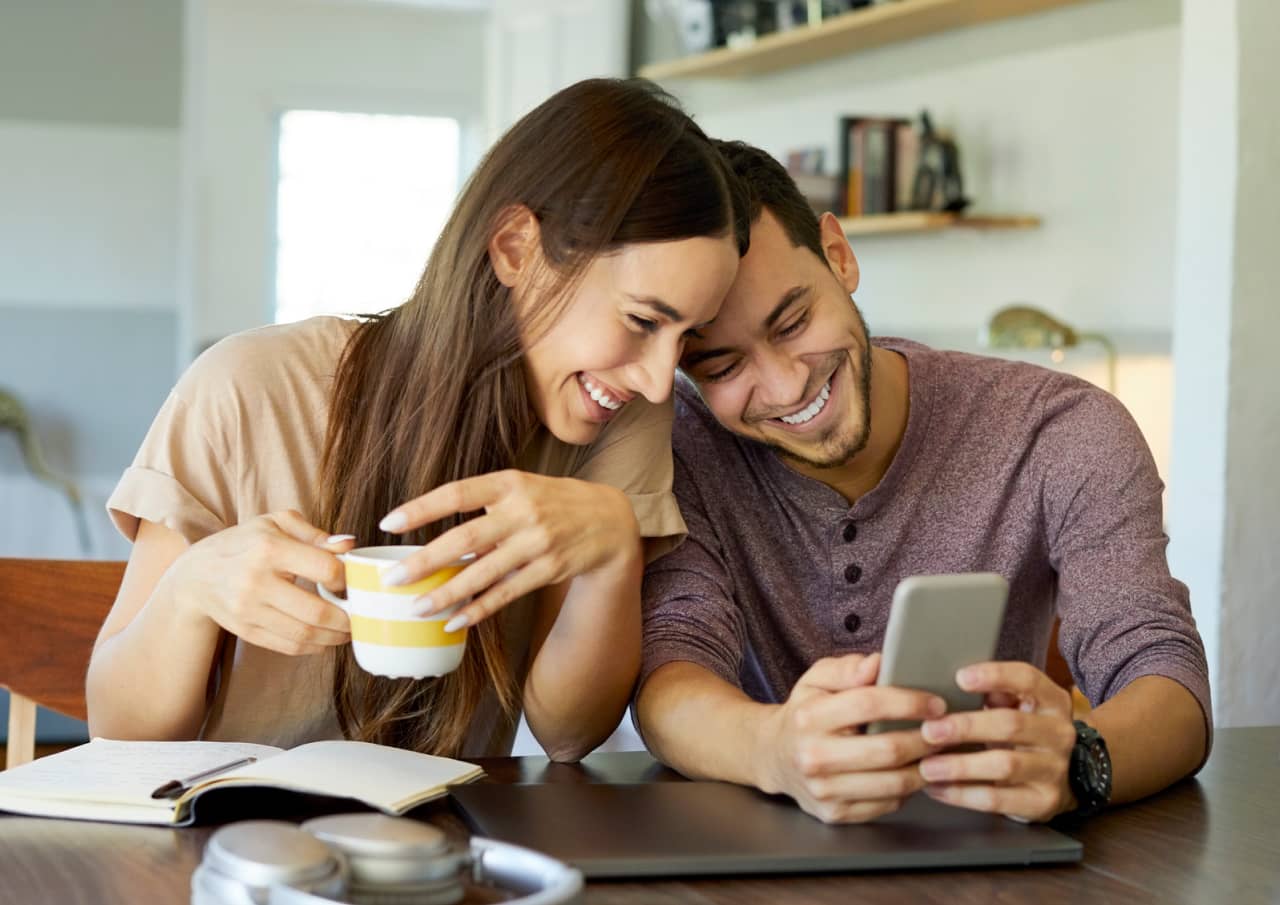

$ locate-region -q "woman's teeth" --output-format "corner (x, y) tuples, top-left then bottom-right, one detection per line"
(579, 375), (623, 411)
(779, 382), (831, 425)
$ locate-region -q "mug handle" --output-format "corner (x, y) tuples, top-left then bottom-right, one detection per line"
(316, 584), (349, 612)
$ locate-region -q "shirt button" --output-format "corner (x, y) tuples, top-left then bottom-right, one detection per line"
(842, 522), (857, 543)
(844, 563), (862, 584)
(843, 612), (861, 633)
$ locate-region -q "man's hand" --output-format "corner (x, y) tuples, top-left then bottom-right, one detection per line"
(757, 653), (946, 824)
(917, 661), (1077, 822)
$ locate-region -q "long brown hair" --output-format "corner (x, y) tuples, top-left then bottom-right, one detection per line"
(315, 78), (748, 756)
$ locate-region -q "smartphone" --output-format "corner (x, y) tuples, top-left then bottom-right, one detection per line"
(865, 573), (1009, 734)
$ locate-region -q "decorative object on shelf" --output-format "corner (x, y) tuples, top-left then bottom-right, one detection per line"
(981, 305), (1117, 393)
(911, 110), (970, 214)
(648, 0), (716, 53)
(0, 387), (92, 555)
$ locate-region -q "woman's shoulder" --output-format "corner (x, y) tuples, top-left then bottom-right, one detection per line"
(173, 316), (359, 408)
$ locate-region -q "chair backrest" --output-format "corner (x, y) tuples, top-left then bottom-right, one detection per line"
(0, 558), (124, 769)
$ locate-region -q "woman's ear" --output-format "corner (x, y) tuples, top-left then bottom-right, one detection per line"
(488, 205), (542, 288)
(817, 211), (860, 295)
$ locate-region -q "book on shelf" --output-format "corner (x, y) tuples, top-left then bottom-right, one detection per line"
(837, 114), (922, 219)
(0, 737), (483, 826)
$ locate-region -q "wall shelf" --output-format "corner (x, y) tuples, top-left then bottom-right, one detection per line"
(839, 212), (1042, 236)
(638, 0), (1098, 80)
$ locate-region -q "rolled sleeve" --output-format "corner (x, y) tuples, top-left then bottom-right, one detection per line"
(106, 352), (239, 547)
(1038, 386), (1213, 761)
(573, 397), (687, 563)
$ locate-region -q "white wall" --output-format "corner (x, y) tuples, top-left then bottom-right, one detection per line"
(180, 0), (489, 358)
(0, 121), (179, 311)
(1170, 0), (1280, 727)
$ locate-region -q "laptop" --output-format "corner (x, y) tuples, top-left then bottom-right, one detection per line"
(451, 779), (1083, 879)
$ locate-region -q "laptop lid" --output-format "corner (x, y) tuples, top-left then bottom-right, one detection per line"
(451, 781), (1083, 879)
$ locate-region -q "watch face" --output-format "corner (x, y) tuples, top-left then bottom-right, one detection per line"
(1071, 722), (1112, 814)
(1084, 747), (1107, 789)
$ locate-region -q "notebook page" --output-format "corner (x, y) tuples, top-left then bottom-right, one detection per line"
(0, 738), (281, 811)
(202, 739), (483, 812)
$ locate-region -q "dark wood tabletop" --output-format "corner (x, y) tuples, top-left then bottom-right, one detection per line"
(0, 726), (1275, 905)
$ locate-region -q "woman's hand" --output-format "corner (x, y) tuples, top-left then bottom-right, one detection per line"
(377, 469), (640, 629)
(164, 510), (355, 655)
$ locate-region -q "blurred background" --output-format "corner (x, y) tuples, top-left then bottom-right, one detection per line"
(1, 0), (1275, 751)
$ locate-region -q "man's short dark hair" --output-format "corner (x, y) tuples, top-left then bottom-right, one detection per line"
(713, 139), (825, 262)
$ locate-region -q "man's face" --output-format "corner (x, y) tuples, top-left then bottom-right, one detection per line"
(681, 209), (873, 470)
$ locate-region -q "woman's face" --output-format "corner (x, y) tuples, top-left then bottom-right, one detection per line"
(521, 235), (740, 446)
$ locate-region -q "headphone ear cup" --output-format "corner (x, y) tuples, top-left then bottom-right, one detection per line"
(470, 837), (584, 903)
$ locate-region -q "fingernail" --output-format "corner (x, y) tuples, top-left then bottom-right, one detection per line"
(924, 784), (950, 799)
(383, 564), (410, 586)
(443, 614), (469, 634)
(379, 512), (409, 533)
(459, 552), (477, 562)
(413, 595), (435, 615)
(928, 696), (947, 718)
(956, 667), (979, 689)
(921, 720), (951, 743)
(325, 534), (356, 545)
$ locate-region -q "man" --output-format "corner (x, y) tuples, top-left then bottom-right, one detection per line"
(635, 140), (1210, 824)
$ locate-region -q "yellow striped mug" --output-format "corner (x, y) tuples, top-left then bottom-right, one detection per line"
(318, 546), (469, 679)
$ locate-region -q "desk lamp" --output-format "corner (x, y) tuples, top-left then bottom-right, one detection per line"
(982, 305), (1117, 394)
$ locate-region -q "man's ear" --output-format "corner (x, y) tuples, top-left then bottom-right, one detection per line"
(817, 211), (860, 295)
(488, 205), (542, 288)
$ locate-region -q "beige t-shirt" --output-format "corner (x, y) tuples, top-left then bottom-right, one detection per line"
(107, 316), (686, 756)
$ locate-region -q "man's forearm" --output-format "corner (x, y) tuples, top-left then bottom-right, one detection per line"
(1086, 675), (1208, 805)
(636, 661), (778, 788)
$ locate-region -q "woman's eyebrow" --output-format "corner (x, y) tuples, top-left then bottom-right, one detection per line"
(627, 295), (686, 323)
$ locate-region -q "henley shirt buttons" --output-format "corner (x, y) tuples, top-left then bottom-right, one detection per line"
(844, 563), (863, 584)
(843, 612), (862, 633)
(842, 521), (857, 542)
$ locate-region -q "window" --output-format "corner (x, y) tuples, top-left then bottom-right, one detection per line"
(274, 110), (460, 324)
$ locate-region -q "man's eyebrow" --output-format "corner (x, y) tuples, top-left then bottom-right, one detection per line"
(765, 286), (810, 329)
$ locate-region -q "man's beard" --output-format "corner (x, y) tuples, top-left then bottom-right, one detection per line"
(770, 311), (874, 471)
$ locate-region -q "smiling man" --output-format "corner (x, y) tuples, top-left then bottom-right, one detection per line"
(634, 140), (1211, 825)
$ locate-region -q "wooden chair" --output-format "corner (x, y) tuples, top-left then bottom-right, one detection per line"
(0, 558), (124, 770)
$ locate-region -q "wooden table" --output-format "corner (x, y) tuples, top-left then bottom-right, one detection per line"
(1, 727), (1275, 905)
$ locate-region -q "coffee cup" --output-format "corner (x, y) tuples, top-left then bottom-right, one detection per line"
(317, 546), (468, 679)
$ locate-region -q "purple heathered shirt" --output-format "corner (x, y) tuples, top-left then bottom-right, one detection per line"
(640, 338), (1212, 743)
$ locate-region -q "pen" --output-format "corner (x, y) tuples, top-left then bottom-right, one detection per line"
(150, 756), (258, 800)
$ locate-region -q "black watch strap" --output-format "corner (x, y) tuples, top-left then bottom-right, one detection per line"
(1067, 719), (1112, 819)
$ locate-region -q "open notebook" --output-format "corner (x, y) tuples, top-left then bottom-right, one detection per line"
(0, 738), (483, 826)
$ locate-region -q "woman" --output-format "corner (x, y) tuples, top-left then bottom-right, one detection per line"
(86, 78), (747, 762)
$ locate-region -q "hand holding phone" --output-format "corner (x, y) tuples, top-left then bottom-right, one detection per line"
(866, 573), (1008, 735)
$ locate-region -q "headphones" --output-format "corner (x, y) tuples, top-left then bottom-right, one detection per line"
(191, 813), (583, 904)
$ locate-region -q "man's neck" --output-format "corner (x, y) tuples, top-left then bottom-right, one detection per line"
(784, 345), (910, 506)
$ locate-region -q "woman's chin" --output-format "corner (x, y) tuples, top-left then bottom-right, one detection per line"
(545, 412), (604, 447)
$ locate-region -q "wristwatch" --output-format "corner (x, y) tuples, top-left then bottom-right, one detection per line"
(1066, 720), (1112, 818)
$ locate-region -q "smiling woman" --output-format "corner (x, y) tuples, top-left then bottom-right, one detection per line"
(86, 78), (749, 764)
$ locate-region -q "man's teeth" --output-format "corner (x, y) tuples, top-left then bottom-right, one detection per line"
(579, 375), (623, 411)
(779, 382), (831, 425)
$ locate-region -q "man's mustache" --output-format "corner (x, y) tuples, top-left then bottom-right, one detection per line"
(745, 352), (845, 423)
